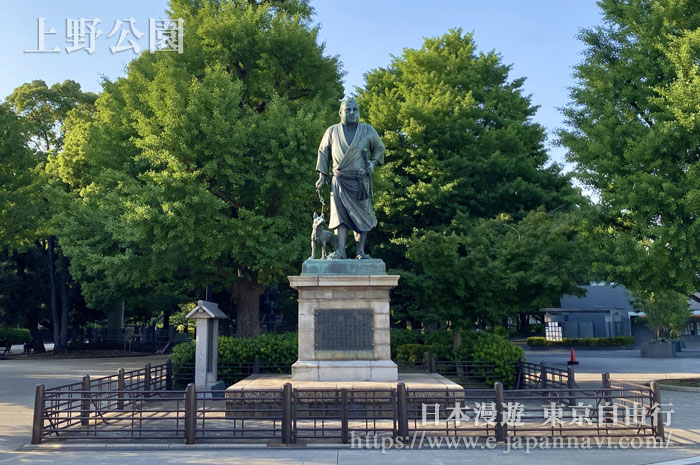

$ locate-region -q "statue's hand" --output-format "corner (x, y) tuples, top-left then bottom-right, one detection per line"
(367, 161), (375, 175)
(315, 174), (327, 191)
(357, 167), (366, 177)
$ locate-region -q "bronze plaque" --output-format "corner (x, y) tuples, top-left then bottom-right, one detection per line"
(315, 309), (373, 350)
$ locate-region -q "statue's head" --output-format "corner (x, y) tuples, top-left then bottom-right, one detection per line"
(339, 98), (359, 125)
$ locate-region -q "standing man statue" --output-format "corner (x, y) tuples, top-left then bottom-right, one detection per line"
(315, 98), (385, 259)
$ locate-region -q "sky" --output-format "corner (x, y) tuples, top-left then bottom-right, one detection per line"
(0, 0), (604, 167)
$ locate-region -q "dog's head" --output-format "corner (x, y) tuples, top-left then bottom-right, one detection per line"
(312, 212), (325, 229)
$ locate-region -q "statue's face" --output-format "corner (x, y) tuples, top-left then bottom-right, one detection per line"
(339, 100), (360, 125)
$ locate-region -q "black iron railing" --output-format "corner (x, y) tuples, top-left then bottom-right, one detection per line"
(32, 361), (666, 445)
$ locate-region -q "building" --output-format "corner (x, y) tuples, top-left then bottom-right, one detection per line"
(541, 284), (700, 342)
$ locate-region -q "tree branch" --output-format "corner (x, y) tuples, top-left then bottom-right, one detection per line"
(214, 261), (234, 282)
(265, 191), (281, 217)
(213, 190), (241, 210)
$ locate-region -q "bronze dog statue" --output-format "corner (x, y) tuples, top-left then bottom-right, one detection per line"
(310, 212), (336, 259)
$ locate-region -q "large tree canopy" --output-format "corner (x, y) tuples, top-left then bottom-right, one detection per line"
(0, 104), (41, 250)
(560, 0), (700, 297)
(357, 29), (587, 331)
(2, 80), (97, 353)
(53, 0), (343, 336)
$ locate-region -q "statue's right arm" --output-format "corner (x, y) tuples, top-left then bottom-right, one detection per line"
(315, 127), (333, 186)
(315, 173), (327, 191)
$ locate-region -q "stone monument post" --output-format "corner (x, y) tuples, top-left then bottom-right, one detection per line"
(186, 300), (228, 390)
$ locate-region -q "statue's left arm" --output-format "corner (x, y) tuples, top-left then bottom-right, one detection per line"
(367, 125), (385, 172)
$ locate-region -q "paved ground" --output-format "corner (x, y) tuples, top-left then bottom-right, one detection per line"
(523, 347), (700, 383)
(0, 350), (698, 464)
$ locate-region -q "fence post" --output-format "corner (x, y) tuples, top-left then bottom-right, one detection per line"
(144, 363), (151, 398)
(117, 368), (125, 410)
(282, 383), (293, 444)
(341, 388), (349, 444)
(516, 359), (524, 389)
(650, 381), (665, 440)
(567, 366), (576, 406)
(494, 382), (507, 442)
(185, 383), (196, 444)
(601, 372), (612, 424)
(540, 361), (547, 389)
(429, 357), (436, 374)
(396, 382), (409, 439)
(31, 384), (45, 444)
(166, 359), (173, 391)
(253, 358), (260, 375)
(81, 375), (90, 426)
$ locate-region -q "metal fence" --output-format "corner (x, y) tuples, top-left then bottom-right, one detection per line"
(518, 361), (574, 391)
(32, 362), (666, 445)
(34, 362), (173, 443)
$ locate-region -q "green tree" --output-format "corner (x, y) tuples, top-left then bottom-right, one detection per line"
(0, 104), (50, 350)
(631, 290), (691, 340)
(54, 0), (343, 337)
(496, 208), (589, 331)
(0, 104), (41, 250)
(560, 0), (700, 298)
(357, 29), (585, 334)
(5, 80), (97, 353)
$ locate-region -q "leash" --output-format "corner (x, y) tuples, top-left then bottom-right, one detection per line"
(316, 185), (326, 217)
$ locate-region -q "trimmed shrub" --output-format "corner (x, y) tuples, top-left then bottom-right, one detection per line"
(526, 336), (635, 347)
(170, 331), (298, 366)
(456, 331), (523, 388)
(493, 326), (511, 338)
(396, 343), (427, 362)
(424, 329), (453, 347)
(423, 329), (455, 360)
(390, 329), (423, 358)
(170, 339), (196, 365)
(170, 332), (298, 388)
(425, 342), (454, 360)
(0, 326), (30, 344)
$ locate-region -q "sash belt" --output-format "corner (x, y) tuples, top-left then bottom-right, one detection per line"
(333, 169), (369, 200)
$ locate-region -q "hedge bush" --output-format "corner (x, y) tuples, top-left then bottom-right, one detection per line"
(390, 329), (457, 360)
(456, 331), (524, 388)
(526, 336), (635, 347)
(395, 330), (523, 388)
(0, 326), (30, 344)
(396, 343), (427, 362)
(390, 329), (424, 358)
(170, 331), (298, 368)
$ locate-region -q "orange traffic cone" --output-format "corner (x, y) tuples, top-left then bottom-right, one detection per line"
(568, 347), (579, 365)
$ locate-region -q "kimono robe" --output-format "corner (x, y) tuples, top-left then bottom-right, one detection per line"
(316, 123), (386, 232)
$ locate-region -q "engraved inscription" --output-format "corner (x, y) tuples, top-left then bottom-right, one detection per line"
(315, 309), (373, 350)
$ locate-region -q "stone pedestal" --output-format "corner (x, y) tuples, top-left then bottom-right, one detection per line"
(290, 260), (399, 382)
(640, 341), (677, 358)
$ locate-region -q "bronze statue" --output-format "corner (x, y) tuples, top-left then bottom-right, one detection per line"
(309, 212), (336, 259)
(315, 98), (385, 259)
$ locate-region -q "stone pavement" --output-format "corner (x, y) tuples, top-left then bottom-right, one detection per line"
(523, 347), (700, 447)
(1, 351), (699, 464)
(3, 446), (700, 465)
(523, 347), (700, 383)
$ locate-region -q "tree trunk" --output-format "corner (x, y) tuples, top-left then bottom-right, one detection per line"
(47, 236), (63, 354)
(59, 255), (70, 352)
(453, 329), (462, 352)
(17, 253), (46, 353)
(233, 279), (265, 338)
(212, 288), (233, 336)
(518, 313), (530, 333)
